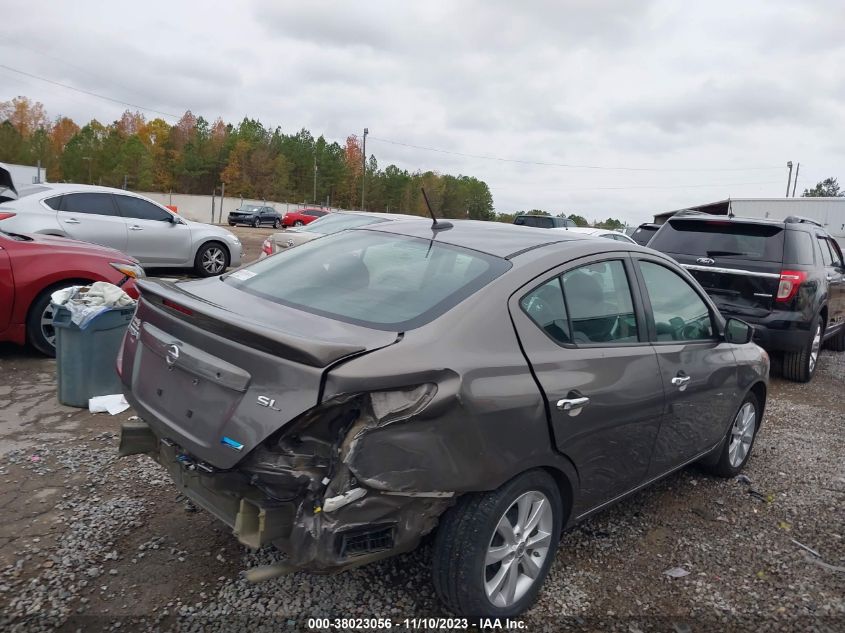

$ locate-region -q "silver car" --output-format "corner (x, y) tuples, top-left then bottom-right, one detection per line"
(260, 210), (423, 257)
(0, 183), (243, 276)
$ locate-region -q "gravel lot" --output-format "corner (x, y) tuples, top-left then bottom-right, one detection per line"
(0, 228), (842, 631)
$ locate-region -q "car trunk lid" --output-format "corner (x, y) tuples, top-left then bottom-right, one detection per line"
(124, 278), (399, 469)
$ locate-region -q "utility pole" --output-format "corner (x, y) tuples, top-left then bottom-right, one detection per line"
(313, 155), (318, 204)
(123, 174), (128, 190)
(361, 127), (369, 210)
(791, 163), (800, 197)
(83, 156), (92, 184)
(219, 182), (225, 224)
(785, 161), (793, 197)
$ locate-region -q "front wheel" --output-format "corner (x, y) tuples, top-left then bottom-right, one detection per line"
(26, 284), (84, 357)
(194, 242), (230, 277)
(783, 316), (822, 382)
(252, 217), (260, 228)
(701, 392), (760, 478)
(432, 470), (562, 618)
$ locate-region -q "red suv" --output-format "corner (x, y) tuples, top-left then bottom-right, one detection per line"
(0, 228), (143, 355)
(282, 207), (330, 227)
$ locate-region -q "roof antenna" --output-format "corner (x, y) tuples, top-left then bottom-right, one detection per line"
(727, 197), (734, 218)
(421, 188), (453, 231)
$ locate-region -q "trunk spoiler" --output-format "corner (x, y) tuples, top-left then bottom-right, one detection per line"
(137, 278), (367, 368)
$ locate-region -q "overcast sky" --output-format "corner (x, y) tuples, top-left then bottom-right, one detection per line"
(2, 0), (843, 224)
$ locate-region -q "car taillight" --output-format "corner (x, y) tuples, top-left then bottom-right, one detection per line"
(262, 238), (273, 255)
(776, 270), (807, 302)
(0, 212), (16, 221)
(163, 298), (194, 316)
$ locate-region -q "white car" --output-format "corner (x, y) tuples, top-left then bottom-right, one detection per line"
(548, 226), (637, 244)
(0, 181), (243, 276)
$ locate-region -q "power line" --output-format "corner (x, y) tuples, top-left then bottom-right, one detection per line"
(369, 136), (784, 173)
(0, 64), (181, 120)
(507, 179), (784, 192)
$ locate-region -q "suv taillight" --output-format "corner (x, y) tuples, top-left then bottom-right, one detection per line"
(776, 270), (807, 302)
(0, 212), (16, 221)
(261, 238), (273, 256)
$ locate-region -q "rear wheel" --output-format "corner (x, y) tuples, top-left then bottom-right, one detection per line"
(824, 325), (845, 352)
(273, 218), (281, 229)
(26, 283), (85, 357)
(701, 392), (760, 477)
(783, 316), (822, 382)
(432, 470), (562, 618)
(194, 242), (229, 277)
(294, 220), (304, 227)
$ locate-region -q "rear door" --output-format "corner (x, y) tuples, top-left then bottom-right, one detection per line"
(510, 254), (665, 514)
(58, 192), (128, 251)
(648, 218), (784, 319)
(631, 255), (740, 474)
(818, 235), (845, 332)
(115, 194), (187, 265)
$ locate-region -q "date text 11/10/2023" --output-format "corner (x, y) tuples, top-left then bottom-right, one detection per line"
(306, 617), (526, 629)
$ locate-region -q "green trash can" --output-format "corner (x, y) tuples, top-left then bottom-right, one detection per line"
(53, 303), (136, 408)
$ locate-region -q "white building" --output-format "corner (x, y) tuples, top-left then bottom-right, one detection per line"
(654, 198), (845, 246)
(3, 162), (47, 187)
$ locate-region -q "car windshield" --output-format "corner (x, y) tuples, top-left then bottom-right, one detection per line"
(649, 219), (784, 261)
(237, 205), (260, 212)
(301, 213), (388, 235)
(225, 229), (510, 330)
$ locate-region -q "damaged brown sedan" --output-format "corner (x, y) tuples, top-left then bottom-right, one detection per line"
(117, 220), (768, 617)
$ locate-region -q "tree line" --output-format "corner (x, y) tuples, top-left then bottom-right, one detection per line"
(0, 96), (495, 220)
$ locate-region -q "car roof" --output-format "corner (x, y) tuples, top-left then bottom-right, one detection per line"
(548, 226), (602, 235)
(24, 182), (152, 197)
(359, 219), (596, 258)
(331, 210), (424, 221)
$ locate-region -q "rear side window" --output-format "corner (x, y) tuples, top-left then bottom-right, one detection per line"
(784, 230), (815, 265)
(639, 261), (715, 341)
(522, 260), (639, 346)
(305, 209), (327, 217)
(515, 216), (552, 228)
(817, 238), (833, 266)
(44, 195), (63, 210)
(61, 193), (118, 216)
(226, 230), (509, 330)
(114, 195), (172, 221)
(649, 220), (784, 262)
(632, 226), (658, 246)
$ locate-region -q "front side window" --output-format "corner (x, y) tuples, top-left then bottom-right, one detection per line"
(115, 195), (172, 221)
(61, 193), (118, 216)
(829, 239), (844, 266)
(225, 230), (509, 330)
(639, 261), (715, 341)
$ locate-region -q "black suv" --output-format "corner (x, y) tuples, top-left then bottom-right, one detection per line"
(649, 213), (845, 382)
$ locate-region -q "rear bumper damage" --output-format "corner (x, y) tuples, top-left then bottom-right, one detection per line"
(118, 419), (453, 571)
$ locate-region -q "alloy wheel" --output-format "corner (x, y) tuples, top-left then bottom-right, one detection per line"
(40, 302), (57, 349)
(202, 247), (226, 274)
(728, 402), (756, 468)
(809, 324), (821, 373)
(483, 491), (553, 608)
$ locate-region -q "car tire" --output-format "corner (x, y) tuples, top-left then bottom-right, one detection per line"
(26, 282), (88, 357)
(273, 219), (281, 229)
(294, 220), (304, 227)
(228, 222), (236, 227)
(194, 241), (230, 277)
(824, 325), (845, 352)
(782, 316), (822, 382)
(701, 391), (761, 478)
(432, 469), (562, 618)
(252, 217), (260, 228)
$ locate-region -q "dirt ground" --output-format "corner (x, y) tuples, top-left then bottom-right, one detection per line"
(0, 226), (842, 631)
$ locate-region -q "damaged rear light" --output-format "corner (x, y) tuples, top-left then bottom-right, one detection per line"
(261, 238), (273, 256)
(0, 212), (15, 221)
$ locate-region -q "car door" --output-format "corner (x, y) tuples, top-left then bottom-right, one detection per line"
(510, 254), (665, 515)
(114, 194), (188, 265)
(631, 255), (740, 476)
(58, 192), (128, 252)
(817, 236), (845, 332)
(0, 239), (12, 333)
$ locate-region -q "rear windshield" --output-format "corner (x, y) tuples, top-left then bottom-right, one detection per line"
(225, 229), (510, 330)
(631, 225), (658, 246)
(301, 213), (388, 235)
(650, 219), (784, 262)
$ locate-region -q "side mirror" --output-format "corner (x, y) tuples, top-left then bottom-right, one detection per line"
(724, 318), (753, 345)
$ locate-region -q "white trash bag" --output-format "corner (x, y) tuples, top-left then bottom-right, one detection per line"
(51, 282), (135, 329)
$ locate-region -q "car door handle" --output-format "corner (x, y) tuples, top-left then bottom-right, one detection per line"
(556, 396), (590, 416)
(671, 375), (691, 390)
(129, 225), (144, 231)
(65, 218), (80, 224)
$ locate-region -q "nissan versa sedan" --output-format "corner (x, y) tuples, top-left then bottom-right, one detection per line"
(117, 221), (768, 618)
(0, 182), (243, 277)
